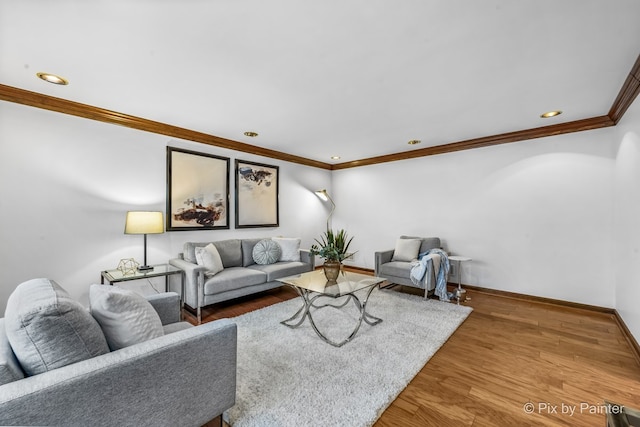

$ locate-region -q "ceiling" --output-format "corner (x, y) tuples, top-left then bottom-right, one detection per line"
(1, 0), (640, 167)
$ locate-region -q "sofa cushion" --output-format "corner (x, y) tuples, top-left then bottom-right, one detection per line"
(272, 237), (301, 262)
(195, 243), (224, 276)
(183, 242), (209, 264)
(392, 238), (421, 262)
(162, 321), (193, 335)
(203, 267), (267, 295)
(89, 285), (164, 351)
(0, 319), (25, 385)
(4, 278), (110, 376)
(400, 236), (441, 255)
(379, 261), (414, 277)
(247, 261), (312, 282)
(212, 239), (242, 268)
(241, 238), (263, 266)
(252, 239), (282, 265)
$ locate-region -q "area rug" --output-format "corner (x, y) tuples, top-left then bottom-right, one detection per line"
(225, 288), (472, 427)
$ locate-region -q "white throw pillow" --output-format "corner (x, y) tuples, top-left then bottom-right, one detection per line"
(194, 243), (224, 276)
(391, 238), (422, 262)
(272, 237), (301, 262)
(89, 285), (164, 351)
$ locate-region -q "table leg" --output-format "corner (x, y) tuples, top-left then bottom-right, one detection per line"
(281, 286), (311, 328)
(180, 271), (185, 315)
(360, 284), (383, 326)
(457, 260), (462, 304)
(310, 296), (350, 309)
(282, 285), (382, 347)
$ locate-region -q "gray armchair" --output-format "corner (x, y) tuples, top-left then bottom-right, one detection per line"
(375, 236), (441, 298)
(0, 290), (237, 427)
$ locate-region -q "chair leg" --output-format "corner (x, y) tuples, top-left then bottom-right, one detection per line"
(197, 271), (203, 324)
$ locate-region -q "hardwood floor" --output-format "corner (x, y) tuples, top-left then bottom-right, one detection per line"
(193, 284), (640, 427)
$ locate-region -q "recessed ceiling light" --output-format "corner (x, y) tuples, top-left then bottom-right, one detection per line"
(244, 131), (258, 137)
(36, 72), (68, 85)
(540, 110), (562, 118)
(407, 140), (421, 145)
(331, 156), (341, 160)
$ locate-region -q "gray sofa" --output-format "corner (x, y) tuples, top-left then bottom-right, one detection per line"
(0, 281), (237, 427)
(170, 238), (314, 323)
(375, 236), (442, 298)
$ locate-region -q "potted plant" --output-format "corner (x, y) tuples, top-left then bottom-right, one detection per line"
(310, 229), (355, 281)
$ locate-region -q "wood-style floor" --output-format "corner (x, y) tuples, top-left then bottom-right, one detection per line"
(195, 283), (640, 427)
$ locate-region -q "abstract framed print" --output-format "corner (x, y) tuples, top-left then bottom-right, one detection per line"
(235, 159), (279, 228)
(166, 147), (230, 231)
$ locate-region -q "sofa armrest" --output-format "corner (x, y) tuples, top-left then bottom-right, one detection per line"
(146, 292), (181, 325)
(374, 249), (394, 276)
(0, 319), (237, 427)
(300, 249), (315, 269)
(169, 257), (206, 310)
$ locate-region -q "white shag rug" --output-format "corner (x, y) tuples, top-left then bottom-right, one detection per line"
(226, 288), (472, 427)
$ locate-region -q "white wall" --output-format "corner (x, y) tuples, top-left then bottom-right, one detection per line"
(3, 94), (639, 342)
(613, 96), (640, 340)
(333, 127), (617, 307)
(0, 102), (331, 311)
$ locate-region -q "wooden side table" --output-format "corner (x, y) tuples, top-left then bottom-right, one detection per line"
(448, 256), (471, 304)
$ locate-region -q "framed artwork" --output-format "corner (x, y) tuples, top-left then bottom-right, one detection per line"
(166, 147), (230, 231)
(235, 159), (279, 228)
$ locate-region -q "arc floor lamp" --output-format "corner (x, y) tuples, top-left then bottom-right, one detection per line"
(314, 189), (335, 231)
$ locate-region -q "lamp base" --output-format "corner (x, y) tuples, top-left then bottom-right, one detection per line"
(138, 265), (154, 272)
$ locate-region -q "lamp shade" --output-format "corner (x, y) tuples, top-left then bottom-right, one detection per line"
(124, 211), (164, 235)
(314, 189), (330, 202)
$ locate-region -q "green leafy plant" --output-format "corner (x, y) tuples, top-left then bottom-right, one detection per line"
(310, 229), (355, 262)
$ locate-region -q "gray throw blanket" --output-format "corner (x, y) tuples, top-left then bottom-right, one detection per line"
(410, 248), (450, 301)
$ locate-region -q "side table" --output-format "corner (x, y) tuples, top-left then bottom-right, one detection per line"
(101, 263), (184, 308)
(448, 256), (471, 304)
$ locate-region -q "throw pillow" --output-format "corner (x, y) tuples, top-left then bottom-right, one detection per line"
(272, 237), (301, 262)
(252, 239), (282, 265)
(89, 285), (164, 351)
(241, 238), (263, 266)
(0, 319), (26, 385)
(400, 236), (441, 255)
(4, 278), (110, 376)
(183, 242), (205, 264)
(194, 243), (224, 276)
(391, 238), (422, 262)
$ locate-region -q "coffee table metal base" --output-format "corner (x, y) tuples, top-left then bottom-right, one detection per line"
(281, 284), (382, 347)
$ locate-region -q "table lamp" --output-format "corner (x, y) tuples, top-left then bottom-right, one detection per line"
(124, 211), (164, 271)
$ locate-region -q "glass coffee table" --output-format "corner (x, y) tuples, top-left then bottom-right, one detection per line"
(277, 269), (387, 347)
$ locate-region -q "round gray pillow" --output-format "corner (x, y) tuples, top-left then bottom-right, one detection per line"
(252, 239), (282, 265)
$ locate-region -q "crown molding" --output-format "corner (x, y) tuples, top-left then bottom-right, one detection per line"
(1, 53), (638, 171)
(608, 53), (640, 124)
(0, 84), (333, 170)
(331, 115), (615, 170)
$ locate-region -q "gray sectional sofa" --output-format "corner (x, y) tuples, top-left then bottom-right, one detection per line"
(0, 279), (237, 426)
(169, 238), (314, 323)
